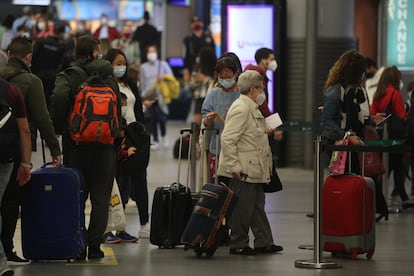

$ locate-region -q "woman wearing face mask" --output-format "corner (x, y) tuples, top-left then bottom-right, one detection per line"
(202, 56), (241, 181)
(140, 44), (174, 149)
(370, 66), (414, 211)
(104, 48), (152, 240)
(217, 70), (283, 255)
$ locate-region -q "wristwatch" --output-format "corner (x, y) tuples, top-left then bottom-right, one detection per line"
(20, 162), (33, 169)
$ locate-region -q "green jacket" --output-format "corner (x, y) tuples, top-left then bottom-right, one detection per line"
(0, 56), (61, 157)
(50, 58), (121, 150)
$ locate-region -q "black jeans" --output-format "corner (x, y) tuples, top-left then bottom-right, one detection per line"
(148, 104), (167, 143)
(0, 160), (22, 256)
(64, 144), (116, 246)
(116, 169), (149, 225)
(389, 153), (409, 202)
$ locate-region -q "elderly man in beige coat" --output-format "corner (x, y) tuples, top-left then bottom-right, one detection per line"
(217, 70), (283, 256)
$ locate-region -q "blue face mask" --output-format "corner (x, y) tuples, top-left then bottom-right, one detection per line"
(113, 66), (126, 78)
(218, 77), (236, 89)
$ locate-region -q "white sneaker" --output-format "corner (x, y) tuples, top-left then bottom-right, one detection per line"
(139, 223), (150, 239)
(161, 136), (169, 147)
(150, 143), (159, 150)
(0, 261), (14, 276)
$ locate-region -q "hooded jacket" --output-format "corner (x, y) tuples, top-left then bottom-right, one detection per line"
(0, 56), (61, 156)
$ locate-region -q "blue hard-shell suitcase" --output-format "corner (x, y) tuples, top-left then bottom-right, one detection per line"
(21, 163), (86, 261)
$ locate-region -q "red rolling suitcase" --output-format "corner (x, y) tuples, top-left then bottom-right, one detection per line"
(21, 163), (86, 261)
(321, 173), (375, 259)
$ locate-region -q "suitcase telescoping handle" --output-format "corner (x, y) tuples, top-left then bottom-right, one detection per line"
(201, 127), (220, 184)
(176, 128), (192, 190)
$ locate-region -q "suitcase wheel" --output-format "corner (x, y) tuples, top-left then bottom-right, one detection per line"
(194, 247), (202, 258)
(366, 247), (375, 259)
(350, 248), (359, 260)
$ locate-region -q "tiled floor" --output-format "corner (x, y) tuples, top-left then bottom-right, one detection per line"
(10, 121), (414, 275)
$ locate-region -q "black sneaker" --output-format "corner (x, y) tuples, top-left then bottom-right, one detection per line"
(254, 244), (284, 254)
(229, 246), (256, 256)
(6, 252), (30, 265)
(87, 245), (104, 259)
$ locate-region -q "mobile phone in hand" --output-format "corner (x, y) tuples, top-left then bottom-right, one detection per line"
(376, 114), (392, 126)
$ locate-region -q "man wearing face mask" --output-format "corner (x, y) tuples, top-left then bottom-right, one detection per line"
(132, 11), (159, 64)
(245, 48), (278, 118)
(0, 36), (62, 264)
(111, 23), (140, 66)
(217, 70), (283, 256)
(93, 13), (121, 43)
(182, 17), (215, 83)
(245, 48), (283, 165)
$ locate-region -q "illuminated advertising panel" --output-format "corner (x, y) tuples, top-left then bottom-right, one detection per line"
(227, 5), (274, 111)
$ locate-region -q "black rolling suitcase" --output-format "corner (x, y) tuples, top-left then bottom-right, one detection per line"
(150, 128), (193, 248)
(182, 128), (238, 257)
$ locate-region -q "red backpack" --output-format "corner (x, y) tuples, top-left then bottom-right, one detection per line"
(69, 75), (119, 144)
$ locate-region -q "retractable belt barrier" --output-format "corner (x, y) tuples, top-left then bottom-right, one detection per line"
(295, 136), (408, 269)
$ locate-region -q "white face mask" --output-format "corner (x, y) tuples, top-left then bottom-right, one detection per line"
(267, 60), (278, 72)
(400, 80), (404, 90)
(256, 91), (266, 106)
(37, 22), (46, 31)
(121, 106), (128, 118)
(147, 52), (157, 62)
(113, 66), (126, 78)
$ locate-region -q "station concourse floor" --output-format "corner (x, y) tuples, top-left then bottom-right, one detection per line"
(11, 121), (414, 276)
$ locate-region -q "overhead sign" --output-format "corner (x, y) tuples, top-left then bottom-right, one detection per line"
(387, 0), (414, 69)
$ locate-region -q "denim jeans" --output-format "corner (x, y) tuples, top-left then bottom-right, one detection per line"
(0, 162), (14, 260)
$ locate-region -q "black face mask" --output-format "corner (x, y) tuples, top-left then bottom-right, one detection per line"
(365, 72), (374, 79)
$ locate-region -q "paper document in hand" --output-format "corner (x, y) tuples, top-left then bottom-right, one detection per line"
(265, 113), (283, 129)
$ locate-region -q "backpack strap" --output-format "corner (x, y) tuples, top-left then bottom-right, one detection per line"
(61, 65), (88, 96)
(0, 79), (12, 128)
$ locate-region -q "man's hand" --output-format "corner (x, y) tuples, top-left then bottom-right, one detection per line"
(52, 155), (62, 168)
(127, 147), (137, 157)
(17, 167), (31, 186)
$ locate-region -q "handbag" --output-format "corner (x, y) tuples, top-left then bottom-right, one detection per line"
(327, 133), (349, 175)
(106, 179), (127, 232)
(358, 125), (386, 176)
(386, 91), (406, 139)
(264, 163), (283, 193)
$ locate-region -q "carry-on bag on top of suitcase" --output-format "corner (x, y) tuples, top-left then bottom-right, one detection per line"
(21, 163), (86, 261)
(321, 150), (375, 260)
(182, 128), (238, 257)
(150, 128), (193, 248)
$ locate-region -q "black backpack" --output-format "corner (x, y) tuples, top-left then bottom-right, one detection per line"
(0, 80), (19, 162)
(121, 121), (150, 174)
